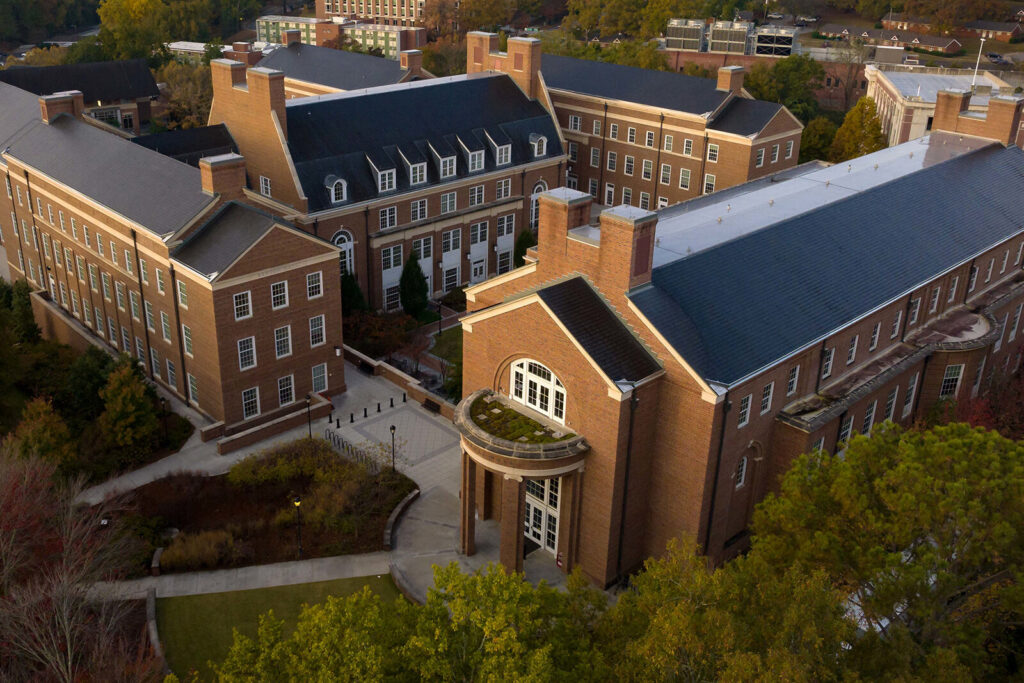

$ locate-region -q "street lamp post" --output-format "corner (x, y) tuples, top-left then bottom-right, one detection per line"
(305, 393), (312, 439)
(390, 424), (396, 470)
(973, 37), (987, 88)
(293, 496), (302, 559)
(159, 397), (167, 443)
(437, 301), (443, 336)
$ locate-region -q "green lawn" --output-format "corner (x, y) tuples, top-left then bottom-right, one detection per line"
(158, 575), (401, 680)
(431, 326), (463, 365)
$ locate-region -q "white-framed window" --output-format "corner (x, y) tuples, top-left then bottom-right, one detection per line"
(309, 314), (325, 346)
(469, 185), (484, 206)
(130, 290), (140, 320)
(150, 348), (160, 379)
(381, 244), (402, 270)
(510, 359), (566, 423)
(139, 258), (148, 284)
(639, 192), (650, 210)
(939, 364), (963, 398)
(497, 214), (515, 237)
(234, 291), (252, 320)
(58, 282), (68, 306)
(440, 156), (456, 178)
(657, 196), (669, 208)
(902, 372), (918, 418)
(592, 120), (601, 136)
(380, 205), (397, 229)
(847, 335), (858, 365)
(120, 326), (130, 354)
(237, 336), (256, 370)
(1009, 303), (1022, 342)
(182, 324), (193, 356)
(259, 176), (271, 197)
(679, 168), (690, 190)
(884, 386), (899, 421)
(735, 456), (747, 489)
(760, 381), (774, 414)
(645, 130), (655, 147)
(588, 178), (598, 197)
(166, 359), (176, 388)
(590, 148), (600, 168)
(441, 191), (456, 214)
(410, 163), (426, 185)
(496, 178), (511, 200)
(144, 301), (155, 331)
(995, 312), (1010, 352)
(442, 228), (461, 253)
(660, 163), (671, 185)
(96, 236), (104, 257)
(88, 264), (98, 291)
(622, 187), (632, 205)
(497, 250), (512, 274)
(609, 123), (618, 139)
(242, 387), (260, 419)
(331, 179), (347, 203)
(274, 325), (292, 359)
(837, 413), (853, 449)
(908, 298), (921, 324)
(890, 310), (902, 339)
(986, 258), (994, 283)
(607, 151), (617, 172)
(271, 281), (288, 309)
(627, 127), (636, 143)
(785, 140), (794, 159)
(703, 174), (716, 194)
(868, 322), (880, 351)
(641, 159), (653, 181)
(468, 150), (484, 173)
(156, 268), (165, 294)
(664, 134), (673, 151)
(737, 394), (751, 427)
(177, 280), (188, 308)
(707, 143), (719, 162)
(770, 144), (779, 163)
(188, 373), (199, 405)
(624, 155), (634, 176)
(567, 142), (577, 162)
(968, 265), (978, 292)
(861, 401), (876, 434)
(533, 136), (546, 157)
(568, 114), (581, 131)
(822, 347), (835, 378)
(412, 235), (432, 260)
(1001, 249), (1009, 273)
(305, 271), (322, 299)
(443, 266), (459, 292)
(469, 221), (487, 245)
(409, 198), (428, 222)
(496, 145), (511, 166)
(786, 365), (800, 396)
(972, 357), (986, 398)
(948, 276), (958, 302)
(929, 286), (941, 313)
(755, 149), (765, 167)
(604, 183), (615, 205)
(102, 272), (111, 300)
(160, 311), (171, 342)
(124, 249), (133, 274)
(311, 362), (328, 393)
(683, 138), (693, 156)
(278, 375), (295, 407)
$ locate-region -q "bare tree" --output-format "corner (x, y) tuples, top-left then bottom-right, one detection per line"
(832, 38), (872, 112)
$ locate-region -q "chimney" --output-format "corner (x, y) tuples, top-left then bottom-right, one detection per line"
(932, 89), (971, 134)
(282, 28), (302, 46)
(506, 36), (543, 101)
(199, 153), (247, 200)
(983, 95), (1024, 145)
(466, 31), (499, 74)
(716, 65), (745, 93)
(597, 205), (658, 292)
(210, 58), (247, 93)
(39, 90), (84, 124)
(400, 49), (422, 75)
(232, 41), (250, 53)
(246, 67), (288, 140)
(536, 189), (593, 276)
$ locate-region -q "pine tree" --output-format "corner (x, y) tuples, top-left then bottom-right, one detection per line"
(829, 96), (887, 163)
(399, 252), (429, 320)
(11, 279), (40, 344)
(513, 230), (537, 268)
(341, 272), (367, 314)
(12, 398), (75, 468)
(97, 363), (159, 454)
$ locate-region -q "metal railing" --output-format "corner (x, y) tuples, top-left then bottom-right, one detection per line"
(323, 426), (383, 474)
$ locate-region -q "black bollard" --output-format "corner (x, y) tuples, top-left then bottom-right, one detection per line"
(402, 392), (407, 403)
(350, 412), (355, 423)
(377, 402), (381, 413)
(336, 418), (340, 428)
(390, 397), (394, 408)
(328, 411), (333, 423)
(363, 407), (367, 418)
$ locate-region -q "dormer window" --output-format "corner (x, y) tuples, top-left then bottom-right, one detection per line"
(440, 156), (456, 179)
(378, 169), (396, 193)
(331, 179), (347, 203)
(533, 136), (547, 157)
(468, 150), (484, 173)
(496, 144), (511, 165)
(410, 162), (426, 185)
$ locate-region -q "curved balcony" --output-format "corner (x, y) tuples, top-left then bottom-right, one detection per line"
(455, 389), (589, 475)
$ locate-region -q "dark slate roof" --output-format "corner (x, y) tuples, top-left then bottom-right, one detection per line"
(256, 43), (407, 90)
(710, 98), (783, 136)
(285, 74), (563, 212)
(538, 277), (660, 383)
(964, 20), (1021, 31)
(0, 82), (213, 238)
(130, 124), (238, 167)
(630, 143), (1024, 386)
(0, 59), (158, 102)
(540, 54), (729, 115)
(172, 202), (281, 278)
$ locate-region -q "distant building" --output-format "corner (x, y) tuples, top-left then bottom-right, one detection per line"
(960, 20), (1022, 42)
(167, 41), (224, 64)
(318, 0), (421, 28)
(317, 20), (426, 59)
(880, 12), (933, 33)
(131, 124), (238, 167)
(665, 19), (704, 52)
(819, 25), (963, 54)
(256, 15), (327, 45)
(865, 65), (1017, 145)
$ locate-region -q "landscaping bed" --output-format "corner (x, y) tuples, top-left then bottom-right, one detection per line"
(123, 438), (416, 574)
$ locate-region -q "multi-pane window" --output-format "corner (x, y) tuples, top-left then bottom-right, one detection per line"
(58, 282), (68, 306)
(939, 364), (963, 398)
(497, 214), (515, 237)
(469, 185), (484, 206)
(156, 268), (165, 294)
(590, 148), (600, 167)
(884, 386), (899, 421)
(861, 401), (876, 434)
(683, 139), (693, 155)
(177, 280), (188, 308)
(470, 221), (487, 245)
(607, 151), (617, 171)
(609, 123), (618, 139)
(679, 168), (691, 190)
(410, 198), (427, 222)
(760, 382), (774, 414)
(440, 156), (456, 178)
(271, 281), (288, 309)
(847, 335), (858, 365)
(312, 363), (327, 393)
(124, 249), (133, 274)
(786, 365), (799, 395)
(568, 114), (581, 131)
(624, 156), (634, 176)
(309, 314), (325, 346)
(703, 174), (716, 194)
(468, 150), (484, 172)
(384, 284), (401, 311)
(639, 192), (650, 210)
(442, 228), (461, 253)
(737, 394), (751, 427)
(837, 414), (853, 448)
(150, 348), (160, 379)
(139, 258), (148, 283)
(622, 188), (632, 205)
(929, 286), (941, 313)
(440, 191), (456, 214)
(660, 164), (671, 185)
(510, 360), (566, 423)
(381, 245), (402, 270)
(188, 373), (199, 405)
(110, 241), (117, 266)
(641, 159), (653, 181)
(242, 387), (260, 419)
(278, 375), (295, 406)
(869, 322), (880, 350)
(948, 276), (959, 302)
(908, 298), (921, 324)
(496, 145), (510, 165)
(120, 327), (131, 354)
(306, 271), (322, 299)
(410, 163), (426, 184)
(592, 120), (601, 136)
(890, 310), (902, 338)
(986, 258), (994, 282)
(972, 357), (986, 398)
(770, 144), (780, 163)
(412, 236), (432, 260)
(735, 456), (747, 489)
(645, 131), (655, 147)
(785, 140), (794, 158)
(234, 291), (252, 320)
(182, 325), (194, 356)
(496, 178), (511, 199)
(237, 336), (256, 370)
(102, 273), (111, 300)
(95, 308), (103, 333)
(707, 144), (719, 162)
(1001, 249), (1009, 273)
(160, 311), (171, 342)
(380, 205), (397, 229)
(275, 325), (292, 358)
(664, 134), (673, 151)
(821, 347), (835, 378)
(902, 372), (918, 418)
(166, 360), (176, 388)
(144, 301), (155, 331)
(756, 149), (765, 167)
(259, 176), (271, 196)
(627, 127), (636, 143)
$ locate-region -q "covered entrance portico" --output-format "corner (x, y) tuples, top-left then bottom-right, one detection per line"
(455, 389), (589, 575)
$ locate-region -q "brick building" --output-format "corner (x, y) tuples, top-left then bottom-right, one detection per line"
(0, 82), (346, 444)
(207, 54), (564, 311)
(466, 32), (803, 210)
(318, 0), (421, 27)
(454, 107), (1024, 586)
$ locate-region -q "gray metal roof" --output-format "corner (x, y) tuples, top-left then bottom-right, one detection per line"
(709, 98), (784, 136)
(881, 70), (1007, 104)
(172, 201), (281, 279)
(0, 82), (213, 238)
(0, 59), (159, 103)
(537, 276), (660, 383)
(630, 134), (1023, 386)
(256, 43), (408, 91)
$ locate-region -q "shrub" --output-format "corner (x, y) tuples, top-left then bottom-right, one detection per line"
(227, 438), (366, 488)
(159, 530), (241, 572)
(440, 286), (467, 312)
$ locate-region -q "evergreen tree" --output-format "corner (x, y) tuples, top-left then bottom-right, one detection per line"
(513, 230), (537, 268)
(97, 362), (159, 455)
(341, 271), (367, 314)
(399, 252), (430, 320)
(10, 279), (40, 344)
(829, 96), (887, 163)
(799, 116), (838, 162)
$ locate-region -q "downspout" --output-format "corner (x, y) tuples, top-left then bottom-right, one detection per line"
(814, 338), (828, 394)
(698, 133), (709, 195)
(899, 292), (915, 342)
(363, 207), (373, 309)
(6, 168), (27, 280)
(131, 229), (154, 379)
(652, 113), (665, 202)
(598, 102), (608, 199)
(614, 385), (640, 585)
(169, 265), (188, 402)
(22, 171), (43, 262)
(702, 390), (730, 556)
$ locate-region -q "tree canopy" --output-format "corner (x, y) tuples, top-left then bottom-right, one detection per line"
(399, 252), (430, 320)
(799, 115), (838, 162)
(744, 54), (825, 124)
(828, 95), (887, 162)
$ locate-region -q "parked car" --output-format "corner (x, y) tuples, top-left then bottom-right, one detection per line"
(797, 15), (819, 22)
(767, 12), (784, 19)
(987, 52), (1003, 62)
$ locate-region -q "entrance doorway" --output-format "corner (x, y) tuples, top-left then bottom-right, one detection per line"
(524, 477), (559, 554)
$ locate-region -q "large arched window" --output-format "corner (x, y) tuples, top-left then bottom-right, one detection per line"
(510, 359), (565, 423)
(331, 229), (354, 277)
(530, 180), (548, 230)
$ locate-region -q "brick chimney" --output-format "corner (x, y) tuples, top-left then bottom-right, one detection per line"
(932, 89), (971, 132)
(983, 95), (1024, 146)
(597, 205), (658, 293)
(400, 49), (422, 75)
(39, 90), (84, 124)
(199, 153), (247, 200)
(536, 189), (593, 277)
(716, 65), (745, 93)
(247, 67), (287, 139)
(466, 31), (499, 72)
(282, 28), (302, 46)
(466, 32), (543, 101)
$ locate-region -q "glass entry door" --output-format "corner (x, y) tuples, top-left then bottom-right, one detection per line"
(524, 478), (560, 554)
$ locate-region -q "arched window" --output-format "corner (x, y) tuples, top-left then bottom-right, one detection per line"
(533, 136), (547, 157)
(331, 229), (354, 277)
(510, 359), (565, 423)
(331, 179), (347, 204)
(735, 456), (747, 489)
(530, 180), (548, 230)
